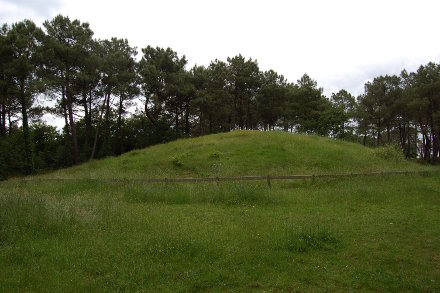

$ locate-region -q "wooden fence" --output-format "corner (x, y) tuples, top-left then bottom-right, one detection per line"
(23, 170), (437, 188)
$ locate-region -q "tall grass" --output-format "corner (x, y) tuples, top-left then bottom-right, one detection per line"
(1, 131), (439, 291)
(1, 174), (439, 291)
(123, 182), (277, 205)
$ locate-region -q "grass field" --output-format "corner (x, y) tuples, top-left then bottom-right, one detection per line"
(1, 131), (439, 292)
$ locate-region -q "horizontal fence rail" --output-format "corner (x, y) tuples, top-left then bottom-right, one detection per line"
(20, 170), (438, 187)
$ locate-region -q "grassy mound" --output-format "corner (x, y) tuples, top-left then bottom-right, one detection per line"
(44, 130), (427, 179)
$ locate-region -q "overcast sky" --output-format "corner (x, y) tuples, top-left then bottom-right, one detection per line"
(1, 0), (440, 97)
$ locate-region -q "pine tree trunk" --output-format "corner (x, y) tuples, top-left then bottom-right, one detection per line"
(104, 91), (111, 143)
(423, 134), (429, 161)
(7, 107), (12, 136)
(66, 92), (80, 165)
(199, 109), (204, 135)
(82, 89), (90, 146)
(415, 123), (422, 158)
(376, 118), (381, 146)
(436, 131), (440, 161)
(283, 121), (288, 132)
(105, 92), (110, 129)
(117, 96), (124, 155)
(386, 124), (391, 144)
(184, 102), (190, 136)
(175, 104), (179, 134)
(61, 75), (69, 136)
(88, 87), (93, 127)
(20, 81), (32, 174)
(239, 96), (244, 130)
(432, 133), (439, 162)
(398, 122), (404, 149)
(1, 102), (6, 137)
(246, 97), (250, 130)
(90, 97), (107, 161)
(145, 104), (158, 127)
(405, 121), (411, 158)
(0, 76), (5, 136)
(61, 76), (71, 166)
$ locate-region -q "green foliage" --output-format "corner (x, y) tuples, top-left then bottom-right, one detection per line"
(373, 145), (405, 162)
(31, 123), (62, 170)
(356, 67), (440, 162)
(0, 130), (25, 179)
(138, 45), (188, 132)
(329, 89), (356, 138)
(257, 70), (288, 130)
(171, 156), (183, 167)
(227, 54), (261, 130)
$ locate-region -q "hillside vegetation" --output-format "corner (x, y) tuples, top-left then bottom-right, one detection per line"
(2, 16), (440, 179)
(1, 131), (439, 292)
(44, 131), (429, 180)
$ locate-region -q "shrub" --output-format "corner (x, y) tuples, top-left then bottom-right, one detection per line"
(372, 145), (405, 162)
(171, 156), (183, 167)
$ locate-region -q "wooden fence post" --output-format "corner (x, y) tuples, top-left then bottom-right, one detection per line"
(267, 175), (271, 188)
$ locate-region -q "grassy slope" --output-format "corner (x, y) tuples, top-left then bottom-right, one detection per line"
(44, 130), (430, 179)
(1, 131), (440, 292)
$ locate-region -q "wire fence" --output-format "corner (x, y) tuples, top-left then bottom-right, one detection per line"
(22, 170), (437, 188)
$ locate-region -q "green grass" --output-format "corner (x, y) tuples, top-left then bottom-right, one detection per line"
(1, 131), (439, 291)
(39, 130), (430, 179)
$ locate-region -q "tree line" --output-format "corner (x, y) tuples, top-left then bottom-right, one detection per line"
(1, 15), (439, 178)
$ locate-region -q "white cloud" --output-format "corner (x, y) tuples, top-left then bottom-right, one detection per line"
(0, 0), (63, 24)
(2, 0), (440, 97)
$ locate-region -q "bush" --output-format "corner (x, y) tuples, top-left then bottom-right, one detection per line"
(171, 156), (183, 167)
(372, 145), (405, 162)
